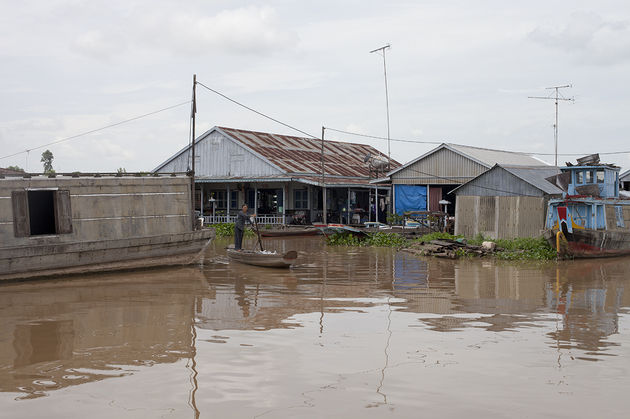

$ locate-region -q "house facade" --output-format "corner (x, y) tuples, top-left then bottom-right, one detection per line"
(153, 126), (399, 225)
(451, 164), (563, 239)
(383, 143), (549, 215)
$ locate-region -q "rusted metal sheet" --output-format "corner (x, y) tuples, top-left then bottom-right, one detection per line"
(219, 127), (400, 178)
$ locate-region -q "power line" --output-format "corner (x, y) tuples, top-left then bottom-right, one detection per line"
(325, 126), (630, 157)
(0, 100), (191, 161)
(400, 166), (545, 198)
(195, 81), (319, 139)
(325, 127), (443, 145)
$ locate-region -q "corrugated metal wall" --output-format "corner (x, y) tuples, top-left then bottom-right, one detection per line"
(391, 148), (488, 185)
(455, 167), (545, 197)
(455, 195), (547, 239)
(158, 131), (282, 177)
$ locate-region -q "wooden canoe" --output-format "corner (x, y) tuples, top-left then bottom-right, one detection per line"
(226, 249), (298, 268)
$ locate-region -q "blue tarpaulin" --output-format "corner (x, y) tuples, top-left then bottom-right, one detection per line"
(394, 185), (427, 215)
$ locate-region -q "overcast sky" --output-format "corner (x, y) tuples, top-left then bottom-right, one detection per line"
(2, 0), (630, 173)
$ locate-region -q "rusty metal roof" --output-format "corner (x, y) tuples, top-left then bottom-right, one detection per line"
(195, 174), (390, 188)
(218, 127), (400, 178)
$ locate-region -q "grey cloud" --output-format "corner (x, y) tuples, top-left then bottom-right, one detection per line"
(71, 30), (127, 60)
(137, 6), (298, 56)
(529, 11), (630, 65)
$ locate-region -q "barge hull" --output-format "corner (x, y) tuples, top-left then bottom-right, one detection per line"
(0, 229), (214, 281)
(544, 228), (630, 258)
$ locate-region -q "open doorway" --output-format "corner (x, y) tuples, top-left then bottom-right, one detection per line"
(28, 190), (57, 235)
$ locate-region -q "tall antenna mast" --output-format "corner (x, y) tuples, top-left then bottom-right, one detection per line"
(370, 44), (392, 170)
(529, 84), (574, 166)
(191, 74), (197, 229)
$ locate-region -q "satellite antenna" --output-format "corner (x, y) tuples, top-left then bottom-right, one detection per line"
(364, 152), (372, 163)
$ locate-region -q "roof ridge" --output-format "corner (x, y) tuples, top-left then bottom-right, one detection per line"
(218, 126), (377, 149)
(447, 142), (535, 155)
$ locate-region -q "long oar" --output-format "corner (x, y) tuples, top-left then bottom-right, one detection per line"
(253, 216), (264, 251)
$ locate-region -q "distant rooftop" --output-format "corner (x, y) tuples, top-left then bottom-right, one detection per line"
(387, 143), (548, 178)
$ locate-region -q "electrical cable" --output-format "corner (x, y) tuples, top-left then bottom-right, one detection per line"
(397, 166), (548, 197)
(324, 127), (630, 157)
(0, 100), (191, 161)
(195, 81), (319, 139)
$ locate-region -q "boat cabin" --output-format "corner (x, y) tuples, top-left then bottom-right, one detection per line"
(545, 164), (628, 232)
(564, 165), (619, 198)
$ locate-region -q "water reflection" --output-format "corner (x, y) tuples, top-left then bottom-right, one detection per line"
(0, 268), (203, 399)
(0, 236), (629, 417)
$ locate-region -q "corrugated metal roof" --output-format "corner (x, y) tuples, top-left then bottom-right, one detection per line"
(195, 174), (390, 188)
(501, 165), (563, 195)
(218, 127), (400, 178)
(620, 169), (630, 181)
(387, 143), (548, 178)
(447, 144), (548, 167)
(451, 164), (563, 195)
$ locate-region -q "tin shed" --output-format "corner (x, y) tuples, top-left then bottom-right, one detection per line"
(385, 144), (547, 215)
(452, 164), (562, 239)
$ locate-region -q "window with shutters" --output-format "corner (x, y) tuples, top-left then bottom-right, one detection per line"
(294, 189), (308, 209)
(12, 189), (73, 237)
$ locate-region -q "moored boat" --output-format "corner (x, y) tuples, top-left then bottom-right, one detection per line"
(544, 156), (630, 258)
(226, 248), (298, 268)
(0, 174), (214, 281)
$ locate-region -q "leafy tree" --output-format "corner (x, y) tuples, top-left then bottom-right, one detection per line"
(117, 167), (127, 174)
(7, 165), (24, 172)
(41, 150), (54, 173)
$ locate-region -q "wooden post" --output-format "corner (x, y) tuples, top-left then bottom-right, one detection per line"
(200, 185), (204, 220)
(368, 188), (372, 223)
(347, 187), (351, 225)
(225, 183), (232, 223)
(191, 74), (197, 229)
(282, 183), (287, 225)
(375, 186), (379, 224)
(254, 185), (258, 217)
(321, 126), (327, 225)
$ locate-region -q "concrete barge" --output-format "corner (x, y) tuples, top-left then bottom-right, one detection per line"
(0, 174), (214, 281)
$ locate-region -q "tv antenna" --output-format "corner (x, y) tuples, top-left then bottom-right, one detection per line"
(370, 44), (392, 170)
(529, 84), (575, 166)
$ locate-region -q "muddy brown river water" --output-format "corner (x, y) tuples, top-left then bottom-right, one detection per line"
(1, 236), (629, 418)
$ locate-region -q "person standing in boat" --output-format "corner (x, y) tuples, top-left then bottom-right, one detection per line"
(235, 204), (255, 251)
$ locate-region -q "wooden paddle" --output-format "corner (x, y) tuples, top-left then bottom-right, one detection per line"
(252, 215), (264, 251)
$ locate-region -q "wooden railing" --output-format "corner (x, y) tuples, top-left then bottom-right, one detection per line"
(203, 215), (285, 225)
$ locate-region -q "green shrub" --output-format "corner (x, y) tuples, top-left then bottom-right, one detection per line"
(326, 231), (407, 248)
(386, 213), (404, 225)
(364, 232), (408, 247)
(325, 231), (362, 246)
(213, 223), (255, 238)
(415, 232), (463, 243)
(494, 237), (556, 260)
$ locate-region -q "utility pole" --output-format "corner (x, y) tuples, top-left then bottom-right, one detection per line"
(370, 44), (392, 170)
(529, 84), (574, 166)
(321, 126), (327, 225)
(191, 74), (197, 229)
